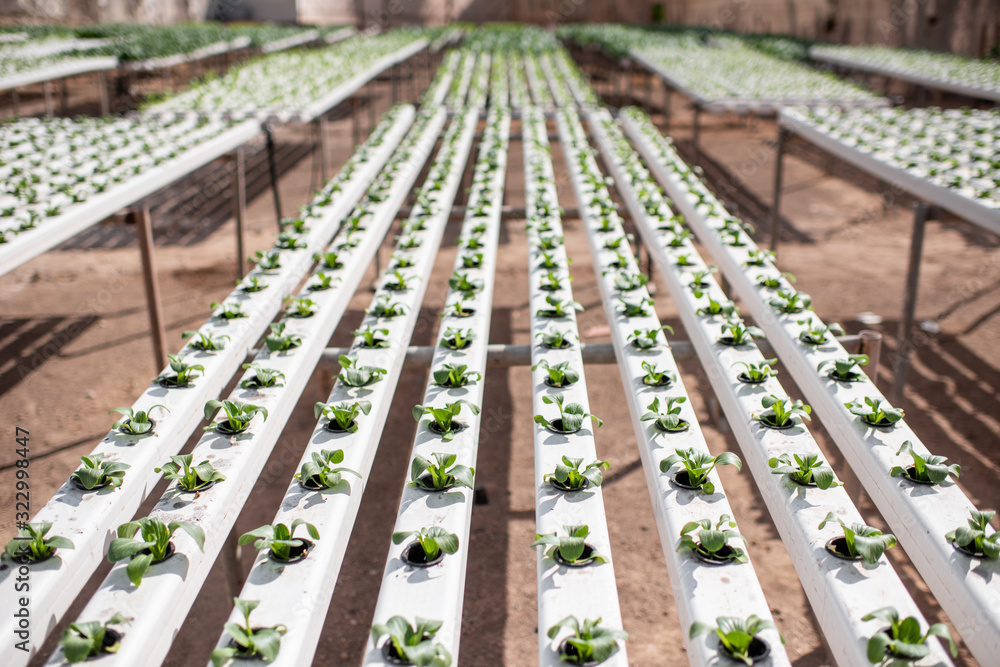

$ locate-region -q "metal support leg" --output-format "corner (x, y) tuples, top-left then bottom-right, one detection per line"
(220, 527), (243, 599)
(316, 116), (329, 183)
(645, 70), (652, 113)
(691, 105), (701, 162)
(367, 79), (376, 134)
(663, 84), (670, 132)
(859, 329), (883, 388)
(391, 63), (398, 104)
(352, 94), (360, 147)
(136, 206), (168, 372)
(98, 70), (109, 115)
(233, 148), (247, 278)
(43, 80), (54, 117)
(891, 203), (932, 404)
(264, 125), (283, 225)
(770, 126), (788, 255)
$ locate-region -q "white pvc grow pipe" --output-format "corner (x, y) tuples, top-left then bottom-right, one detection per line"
(126, 37), (252, 73)
(43, 107), (446, 667)
(0, 56), (118, 92)
(0, 107), (415, 667)
(586, 105), (954, 667)
(205, 107), (478, 667)
(363, 104), (511, 667)
(523, 107), (629, 667)
(622, 107), (1000, 663)
(558, 106), (788, 667)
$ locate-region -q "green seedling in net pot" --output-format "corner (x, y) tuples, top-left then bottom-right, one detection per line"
(211, 301), (247, 321)
(240, 363), (285, 389)
(211, 598), (287, 667)
(628, 325), (672, 350)
(204, 400), (268, 434)
(534, 394), (602, 434)
(70, 454), (130, 491)
(733, 358), (778, 384)
(536, 328), (574, 349)
(547, 616), (627, 666)
(296, 448), (359, 489)
(532, 360), (579, 388)
(58, 613), (129, 664)
(946, 509), (999, 559)
(768, 453), (840, 489)
(183, 330), (229, 352)
(337, 355), (387, 387)
(845, 396), (904, 427)
(817, 354), (868, 382)
(250, 250), (281, 271)
(353, 326), (390, 349)
(392, 527), (459, 565)
(690, 615), (783, 666)
(110, 405), (169, 435)
(315, 400), (372, 433)
(4, 522), (74, 563)
(617, 296), (654, 318)
(284, 297), (318, 318)
(413, 400), (480, 441)
(641, 396), (690, 432)
(155, 454), (225, 492)
(432, 363), (481, 388)
(156, 354), (204, 388)
(448, 272), (483, 293)
(239, 519), (319, 562)
(660, 447), (742, 495)
(410, 452), (475, 491)
(890, 440), (960, 485)
(797, 319), (844, 345)
(544, 456), (609, 492)
(370, 616), (451, 667)
(265, 322), (302, 352)
(753, 395), (811, 429)
(107, 516), (205, 586)
(863, 606), (957, 666)
(818, 512), (896, 563)
(769, 289), (812, 315)
(677, 514), (747, 564)
(532, 524), (607, 566)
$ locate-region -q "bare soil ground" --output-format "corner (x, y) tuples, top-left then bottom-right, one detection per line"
(1, 63), (996, 667)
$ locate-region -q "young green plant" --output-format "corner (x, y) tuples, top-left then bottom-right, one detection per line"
(211, 598), (287, 667)
(818, 512), (897, 563)
(690, 615), (783, 666)
(659, 447), (742, 495)
(768, 453), (840, 489)
(412, 400), (480, 441)
(155, 454), (225, 492)
(70, 454), (130, 491)
(544, 456), (609, 491)
(862, 607), (957, 666)
(107, 517), (205, 586)
(239, 519), (319, 562)
(295, 448), (359, 489)
(534, 393), (602, 434)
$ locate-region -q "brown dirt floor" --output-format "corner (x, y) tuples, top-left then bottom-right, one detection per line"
(1, 60), (996, 667)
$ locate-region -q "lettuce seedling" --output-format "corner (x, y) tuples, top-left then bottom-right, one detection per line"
(265, 322), (303, 352)
(547, 616), (627, 665)
(537, 234), (564, 250)
(817, 354), (869, 381)
(4, 522), (74, 562)
(678, 514), (747, 564)
(538, 271), (569, 291)
(628, 325), (672, 350)
(413, 400), (481, 441)
(770, 289), (812, 314)
(675, 253), (694, 267)
(533, 525), (607, 565)
(696, 296), (739, 318)
(946, 510), (999, 559)
(155, 454), (225, 492)
(537, 250), (564, 270)
(538, 295), (584, 318)
(284, 297), (318, 318)
(354, 325), (390, 349)
(617, 296), (654, 317)
(660, 447), (742, 495)
(183, 330), (229, 352)
(393, 252), (416, 269)
(688, 267), (716, 290)
(846, 396), (904, 427)
(432, 363), (481, 388)
(665, 229), (693, 247)
(442, 296), (476, 318)
(448, 272), (483, 293)
(608, 251), (630, 269)
(461, 234), (484, 250)
(603, 234), (632, 250)
(410, 452), (475, 491)
(204, 400), (268, 434)
(251, 250), (281, 270)
(59, 613), (129, 664)
(641, 396), (690, 432)
(754, 395), (811, 428)
(275, 231), (306, 250)
(385, 269), (418, 291)
(757, 272), (795, 290)
(157, 354), (204, 387)
(211, 598), (287, 667)
(392, 526), (459, 564)
(536, 328), (574, 349)
(461, 252), (484, 268)
(370, 616), (451, 667)
(890, 440), (960, 485)
(398, 234), (422, 250)
(863, 606), (957, 665)
(108, 517), (205, 586)
(818, 512), (896, 563)
(612, 271), (648, 292)
(368, 295), (408, 319)
(110, 405), (169, 435)
(641, 361), (676, 386)
(337, 355), (387, 387)
(315, 400), (372, 433)
(743, 249), (775, 267)
(797, 319), (844, 345)
(71, 453), (130, 490)
(532, 359), (579, 387)
(544, 456), (609, 491)
(733, 358), (778, 384)
(768, 453), (840, 489)
(211, 301), (247, 320)
(295, 448), (359, 489)
(280, 217), (309, 234)
(240, 275), (268, 293)
(690, 615), (783, 666)
(534, 394), (603, 434)
(313, 251), (343, 270)
(435, 326), (477, 351)
(240, 363), (285, 388)
(239, 519), (319, 562)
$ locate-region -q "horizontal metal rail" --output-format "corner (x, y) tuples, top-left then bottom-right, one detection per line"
(623, 106), (1000, 663)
